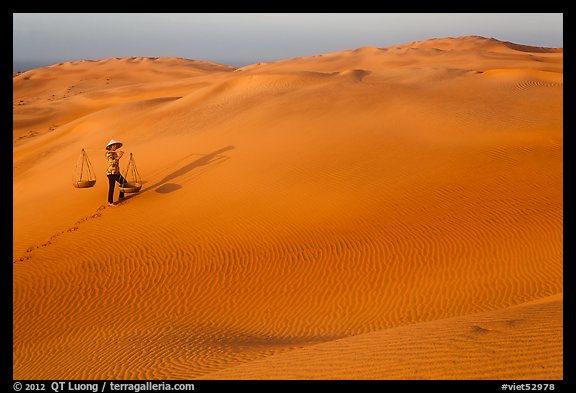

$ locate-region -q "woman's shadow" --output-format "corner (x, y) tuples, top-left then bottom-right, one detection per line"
(140, 145), (234, 194)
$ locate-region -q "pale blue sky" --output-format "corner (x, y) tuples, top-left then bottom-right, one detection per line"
(13, 13), (563, 71)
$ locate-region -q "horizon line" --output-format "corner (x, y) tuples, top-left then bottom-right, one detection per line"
(13, 35), (563, 74)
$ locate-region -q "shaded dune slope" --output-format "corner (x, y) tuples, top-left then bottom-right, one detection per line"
(203, 294), (563, 380)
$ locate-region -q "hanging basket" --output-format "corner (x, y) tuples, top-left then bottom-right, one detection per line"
(73, 179), (97, 188)
(119, 183), (142, 193)
(119, 152), (142, 193)
(72, 149), (96, 188)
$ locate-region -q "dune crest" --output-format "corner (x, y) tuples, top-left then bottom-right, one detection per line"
(203, 294), (563, 380)
(13, 36), (562, 379)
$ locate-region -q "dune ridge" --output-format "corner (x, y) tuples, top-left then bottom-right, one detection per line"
(13, 36), (562, 379)
(202, 294), (563, 380)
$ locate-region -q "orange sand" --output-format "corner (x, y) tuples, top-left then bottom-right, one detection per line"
(13, 36), (563, 380)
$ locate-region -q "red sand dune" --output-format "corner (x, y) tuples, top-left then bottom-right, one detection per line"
(13, 36), (562, 379)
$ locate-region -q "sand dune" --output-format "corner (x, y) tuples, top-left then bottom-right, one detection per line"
(13, 57), (235, 143)
(203, 294), (563, 379)
(13, 36), (562, 379)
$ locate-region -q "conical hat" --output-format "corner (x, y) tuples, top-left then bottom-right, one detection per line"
(106, 139), (123, 150)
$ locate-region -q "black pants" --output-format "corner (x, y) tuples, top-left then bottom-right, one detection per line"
(107, 173), (128, 203)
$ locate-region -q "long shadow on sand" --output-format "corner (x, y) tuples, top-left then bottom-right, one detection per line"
(140, 145), (234, 194)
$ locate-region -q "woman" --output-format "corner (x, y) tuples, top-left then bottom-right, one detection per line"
(105, 139), (129, 206)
